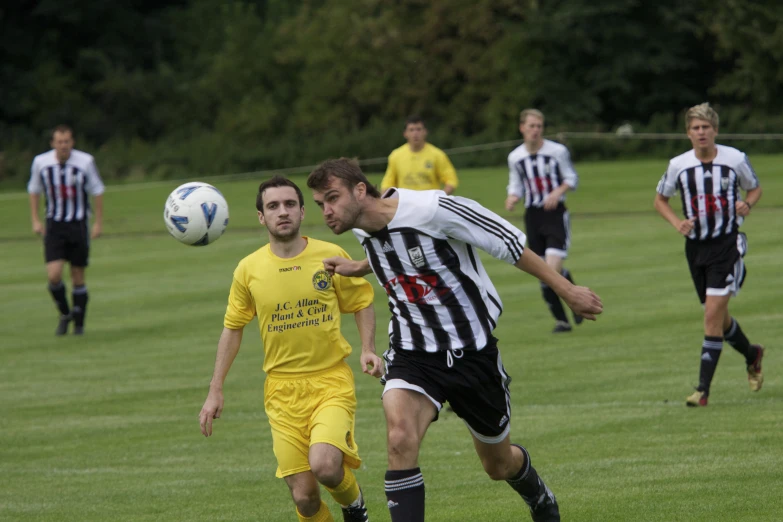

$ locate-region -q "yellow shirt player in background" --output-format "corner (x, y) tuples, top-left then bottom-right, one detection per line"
(199, 176), (383, 522)
(380, 115), (459, 195)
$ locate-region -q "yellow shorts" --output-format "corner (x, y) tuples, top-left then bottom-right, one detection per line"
(264, 361), (361, 478)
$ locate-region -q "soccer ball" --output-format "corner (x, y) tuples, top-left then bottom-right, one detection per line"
(163, 182), (229, 246)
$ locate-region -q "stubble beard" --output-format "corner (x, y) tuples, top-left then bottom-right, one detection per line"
(269, 225), (300, 242)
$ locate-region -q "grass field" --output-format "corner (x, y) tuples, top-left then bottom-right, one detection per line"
(1, 156), (782, 522)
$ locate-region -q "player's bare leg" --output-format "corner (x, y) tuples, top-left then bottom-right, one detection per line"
(310, 443), (368, 521)
(382, 388), (437, 522)
(46, 260), (71, 335)
(284, 471), (333, 521)
(473, 433), (560, 521)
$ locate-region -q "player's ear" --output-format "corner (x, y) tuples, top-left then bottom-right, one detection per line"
(258, 210), (266, 226)
(354, 182), (367, 200)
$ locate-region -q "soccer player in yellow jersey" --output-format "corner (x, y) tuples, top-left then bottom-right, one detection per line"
(198, 176), (383, 522)
(380, 116), (459, 194)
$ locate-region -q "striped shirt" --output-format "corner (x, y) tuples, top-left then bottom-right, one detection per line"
(507, 139), (578, 208)
(352, 188), (526, 353)
(657, 145), (759, 241)
(28, 149), (105, 223)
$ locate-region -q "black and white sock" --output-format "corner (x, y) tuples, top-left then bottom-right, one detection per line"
(48, 282), (70, 316)
(506, 444), (549, 503)
(723, 318), (757, 365)
(72, 285), (89, 328)
(698, 336), (723, 394)
(540, 282), (568, 323)
(385, 468), (425, 522)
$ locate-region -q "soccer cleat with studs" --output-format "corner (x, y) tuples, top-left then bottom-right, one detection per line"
(341, 488), (369, 522)
(686, 390), (708, 407)
(747, 345), (764, 392)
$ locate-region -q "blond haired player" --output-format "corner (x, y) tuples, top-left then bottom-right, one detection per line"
(380, 116), (459, 194)
(199, 176), (383, 522)
(654, 102), (764, 407)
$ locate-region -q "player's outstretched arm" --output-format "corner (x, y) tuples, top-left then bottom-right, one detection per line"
(199, 327), (243, 437)
(514, 248), (603, 320)
(323, 257), (372, 277)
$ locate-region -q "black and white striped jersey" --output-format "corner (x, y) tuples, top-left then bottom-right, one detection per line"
(657, 145), (759, 241)
(28, 149), (105, 223)
(507, 139), (578, 208)
(352, 188), (526, 353)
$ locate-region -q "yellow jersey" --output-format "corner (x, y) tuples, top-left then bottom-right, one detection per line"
(380, 142), (458, 192)
(224, 237), (374, 376)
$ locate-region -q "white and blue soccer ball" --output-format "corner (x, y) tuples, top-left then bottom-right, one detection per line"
(164, 182), (230, 246)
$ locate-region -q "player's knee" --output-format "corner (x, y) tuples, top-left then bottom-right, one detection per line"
(291, 486), (321, 515)
(71, 269), (86, 286)
(387, 424), (419, 459)
(309, 455), (343, 487)
(703, 305), (727, 332)
(47, 267), (63, 285)
(481, 457), (515, 481)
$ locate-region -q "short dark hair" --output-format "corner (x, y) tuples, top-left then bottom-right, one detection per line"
(256, 175), (305, 213)
(405, 115), (425, 128)
(307, 158), (381, 198)
(51, 124), (73, 139)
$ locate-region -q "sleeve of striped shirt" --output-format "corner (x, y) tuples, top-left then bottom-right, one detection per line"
(507, 154), (524, 198)
(656, 161), (678, 197)
(437, 195), (526, 264)
(84, 158), (106, 196)
(27, 158), (43, 194)
(736, 154), (760, 191)
(557, 147), (579, 189)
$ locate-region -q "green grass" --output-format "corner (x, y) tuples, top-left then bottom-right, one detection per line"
(2, 155), (782, 522)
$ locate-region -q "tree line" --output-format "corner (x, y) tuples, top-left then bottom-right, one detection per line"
(1, 0), (781, 184)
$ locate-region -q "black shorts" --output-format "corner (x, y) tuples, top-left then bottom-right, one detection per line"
(44, 219), (90, 266)
(685, 232), (746, 304)
(381, 340), (512, 444)
(524, 204), (570, 258)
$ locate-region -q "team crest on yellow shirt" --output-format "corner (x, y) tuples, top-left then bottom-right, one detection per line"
(312, 269), (332, 291)
(425, 161), (433, 169)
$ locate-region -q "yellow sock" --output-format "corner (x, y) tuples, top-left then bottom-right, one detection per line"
(296, 500), (334, 522)
(325, 464), (360, 507)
